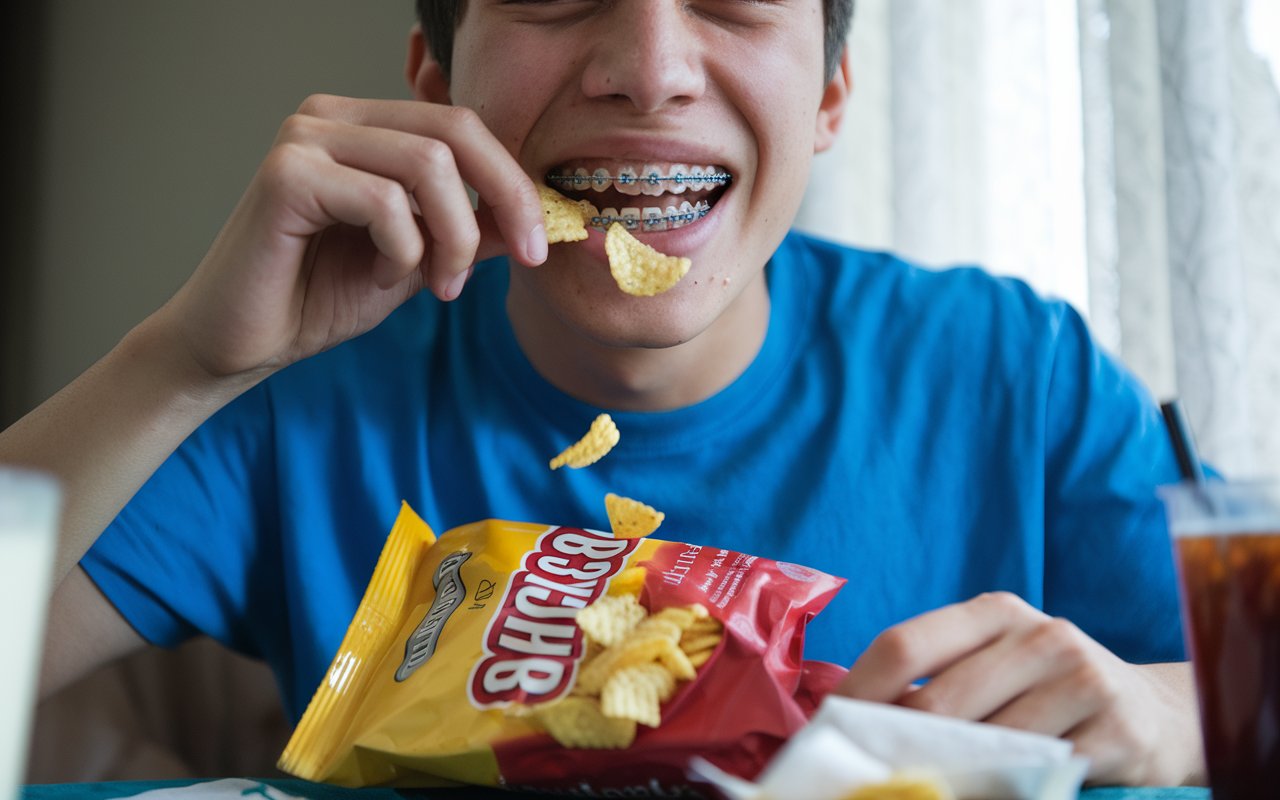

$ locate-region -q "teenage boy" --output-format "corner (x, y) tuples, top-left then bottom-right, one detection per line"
(3, 0), (1202, 786)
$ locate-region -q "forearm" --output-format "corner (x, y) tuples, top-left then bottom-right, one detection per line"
(0, 307), (261, 585)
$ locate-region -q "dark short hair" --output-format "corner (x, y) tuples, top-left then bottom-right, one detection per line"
(417, 1), (854, 84)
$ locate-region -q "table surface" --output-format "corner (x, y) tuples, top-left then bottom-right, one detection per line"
(19, 778), (1210, 800)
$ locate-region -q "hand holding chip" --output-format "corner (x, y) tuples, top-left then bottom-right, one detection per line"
(157, 95), (548, 386)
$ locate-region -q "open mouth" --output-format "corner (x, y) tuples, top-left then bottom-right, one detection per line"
(545, 163), (732, 233)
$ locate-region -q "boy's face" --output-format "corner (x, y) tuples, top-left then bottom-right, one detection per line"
(436, 0), (845, 349)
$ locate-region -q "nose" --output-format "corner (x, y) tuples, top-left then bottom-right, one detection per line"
(580, 2), (706, 113)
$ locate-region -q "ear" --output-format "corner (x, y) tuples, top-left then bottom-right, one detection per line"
(406, 23), (452, 104)
(813, 49), (852, 154)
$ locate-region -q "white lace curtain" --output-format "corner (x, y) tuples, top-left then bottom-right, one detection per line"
(796, 0), (1280, 477)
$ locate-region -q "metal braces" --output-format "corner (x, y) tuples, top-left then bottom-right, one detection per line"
(546, 170), (732, 189)
(589, 202), (711, 230)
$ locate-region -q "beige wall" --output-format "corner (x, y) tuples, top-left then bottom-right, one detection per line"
(8, 1), (413, 421)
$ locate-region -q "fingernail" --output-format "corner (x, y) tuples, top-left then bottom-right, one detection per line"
(445, 267), (472, 301)
(527, 225), (548, 264)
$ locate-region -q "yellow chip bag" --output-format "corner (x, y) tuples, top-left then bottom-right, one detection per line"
(605, 222), (691, 296)
(278, 503), (844, 794)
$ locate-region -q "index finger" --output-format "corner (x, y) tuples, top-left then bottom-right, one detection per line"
(300, 95), (547, 267)
(836, 592), (1046, 702)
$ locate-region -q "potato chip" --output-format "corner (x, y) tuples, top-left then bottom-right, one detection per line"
(576, 630), (687, 695)
(605, 492), (665, 539)
(575, 594), (646, 647)
(600, 664), (677, 728)
(605, 222), (691, 297)
(548, 413), (620, 470)
(632, 617), (683, 645)
(655, 640), (697, 681)
(538, 184), (596, 244)
(532, 696), (637, 749)
(679, 632), (723, 654)
(606, 566), (647, 597)
(649, 604), (708, 632)
(841, 774), (952, 800)
(523, 591), (721, 748)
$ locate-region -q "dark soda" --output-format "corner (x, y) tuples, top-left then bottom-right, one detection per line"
(1176, 533), (1280, 799)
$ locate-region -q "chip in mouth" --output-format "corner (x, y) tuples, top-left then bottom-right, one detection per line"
(537, 184), (693, 296)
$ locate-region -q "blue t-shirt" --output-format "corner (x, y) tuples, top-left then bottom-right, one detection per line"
(82, 231), (1186, 722)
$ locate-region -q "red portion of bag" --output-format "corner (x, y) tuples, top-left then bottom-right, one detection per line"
(493, 541), (846, 794)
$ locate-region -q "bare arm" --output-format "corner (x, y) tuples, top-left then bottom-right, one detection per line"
(7, 85), (547, 691)
(38, 567), (148, 700)
(0, 313), (257, 585)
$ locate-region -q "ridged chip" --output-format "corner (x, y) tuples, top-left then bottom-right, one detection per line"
(538, 184), (596, 243)
(575, 631), (687, 695)
(605, 222), (691, 296)
(600, 663), (677, 728)
(532, 696), (637, 749)
(515, 594), (722, 748)
(548, 413), (620, 470)
(650, 604), (709, 631)
(575, 594), (646, 647)
(604, 492), (665, 539)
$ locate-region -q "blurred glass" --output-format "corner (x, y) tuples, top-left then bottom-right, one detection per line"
(0, 468), (60, 798)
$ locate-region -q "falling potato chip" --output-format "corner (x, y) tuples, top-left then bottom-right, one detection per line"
(532, 696), (637, 749)
(575, 594), (646, 648)
(604, 492), (665, 539)
(538, 184), (597, 244)
(605, 222), (691, 297)
(600, 663), (677, 728)
(548, 413), (620, 470)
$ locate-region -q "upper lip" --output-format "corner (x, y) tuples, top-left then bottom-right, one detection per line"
(540, 135), (734, 178)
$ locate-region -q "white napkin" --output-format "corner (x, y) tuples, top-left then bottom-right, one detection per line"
(123, 779), (307, 800)
(692, 696), (1089, 800)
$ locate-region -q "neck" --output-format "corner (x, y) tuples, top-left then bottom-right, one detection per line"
(506, 271), (770, 412)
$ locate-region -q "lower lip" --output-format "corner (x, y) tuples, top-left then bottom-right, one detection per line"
(576, 189), (730, 265)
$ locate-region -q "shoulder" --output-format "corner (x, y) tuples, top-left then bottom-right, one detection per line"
(779, 231), (1073, 353)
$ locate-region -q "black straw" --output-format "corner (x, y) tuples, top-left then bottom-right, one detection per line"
(1161, 399), (1206, 484)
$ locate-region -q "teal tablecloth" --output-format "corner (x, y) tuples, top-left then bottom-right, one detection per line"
(19, 778), (1209, 799)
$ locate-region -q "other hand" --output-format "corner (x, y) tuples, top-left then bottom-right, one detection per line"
(835, 591), (1204, 786)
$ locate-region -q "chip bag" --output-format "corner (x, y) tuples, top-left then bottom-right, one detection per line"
(278, 503), (845, 795)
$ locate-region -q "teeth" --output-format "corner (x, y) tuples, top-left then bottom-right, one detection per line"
(615, 167), (642, 196)
(689, 166), (705, 191)
(588, 200), (711, 231)
(669, 164), (689, 194)
(547, 165), (730, 194)
(640, 164), (665, 197)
